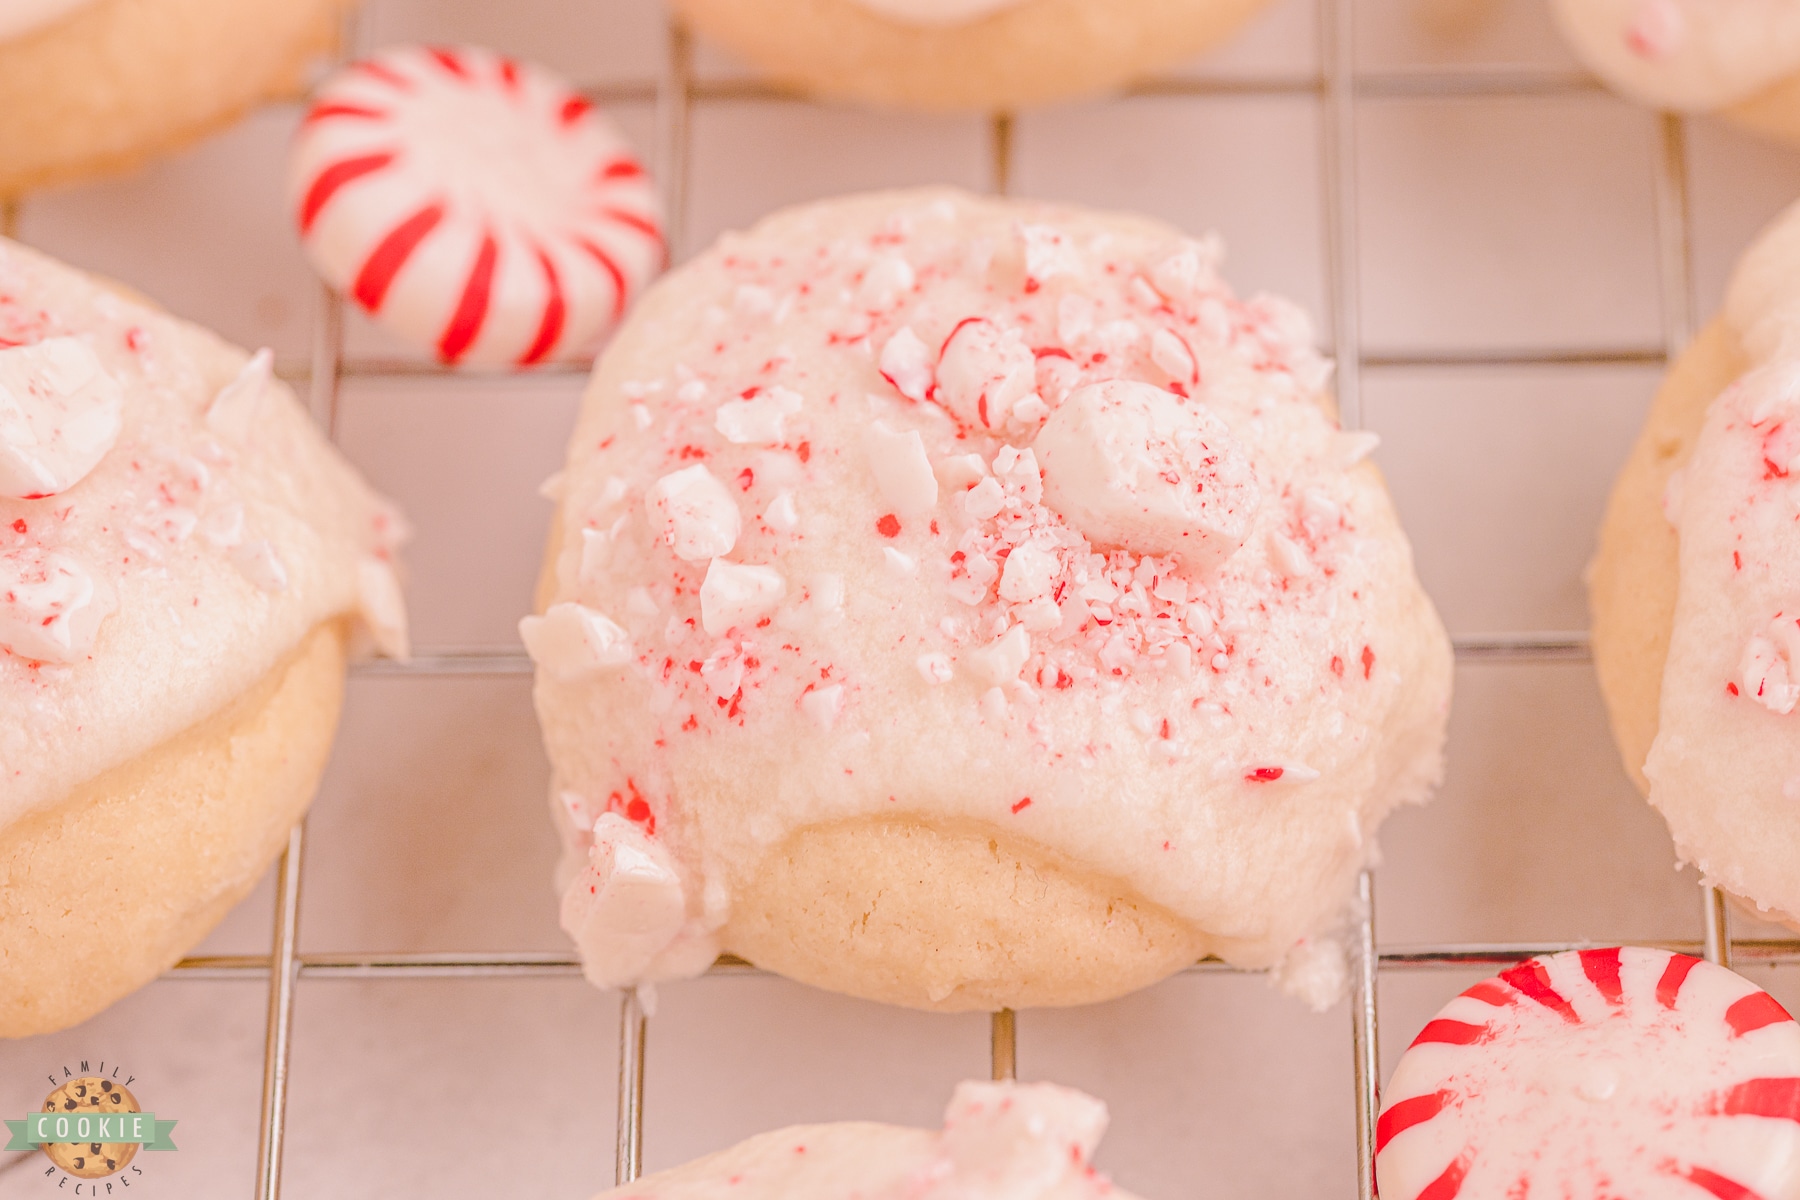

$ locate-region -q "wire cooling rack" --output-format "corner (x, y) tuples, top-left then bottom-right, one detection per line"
(5, 0), (1792, 1195)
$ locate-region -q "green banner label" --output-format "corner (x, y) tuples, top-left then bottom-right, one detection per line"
(4, 1112), (176, 1151)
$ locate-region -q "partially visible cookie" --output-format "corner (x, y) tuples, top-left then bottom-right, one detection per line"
(669, 0), (1273, 113)
(0, 0), (350, 198)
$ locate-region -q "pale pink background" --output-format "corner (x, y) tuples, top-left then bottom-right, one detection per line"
(6, 0), (1800, 1195)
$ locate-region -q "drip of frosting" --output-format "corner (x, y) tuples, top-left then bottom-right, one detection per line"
(590, 1080), (1133, 1200)
(0, 337), (123, 500)
(846, 0), (1030, 28)
(1553, 0), (1800, 111)
(0, 0), (93, 42)
(0, 239), (407, 833)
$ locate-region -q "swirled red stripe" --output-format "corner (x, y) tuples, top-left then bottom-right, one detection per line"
(1375, 1090), (1451, 1155)
(519, 248), (566, 367)
(353, 204), (444, 313)
(300, 152), (395, 234)
(1500, 960), (1580, 1024)
(438, 230), (499, 364)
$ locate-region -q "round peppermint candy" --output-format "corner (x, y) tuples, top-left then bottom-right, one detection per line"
(1377, 948), (1800, 1200)
(289, 45), (664, 368)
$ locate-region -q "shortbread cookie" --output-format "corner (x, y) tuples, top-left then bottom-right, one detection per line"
(591, 1080), (1141, 1200)
(290, 45), (664, 368)
(1552, 0), (1800, 145)
(670, 0), (1273, 113)
(527, 188), (1452, 1012)
(0, 0), (351, 198)
(1592, 198), (1800, 928)
(0, 238), (406, 1036)
(1377, 948), (1800, 1200)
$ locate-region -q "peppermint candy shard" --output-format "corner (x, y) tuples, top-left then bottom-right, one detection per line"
(1376, 947), (1800, 1200)
(290, 45), (664, 369)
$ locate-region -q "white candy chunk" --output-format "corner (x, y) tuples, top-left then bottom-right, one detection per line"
(1149, 238), (1222, 304)
(801, 683), (845, 729)
(962, 476), (1007, 521)
(884, 547), (917, 576)
(763, 490), (799, 532)
(700, 558), (786, 635)
(968, 624), (1031, 686)
(0, 549), (114, 663)
(0, 337), (124, 499)
(1017, 222), (1081, 285)
(714, 386), (802, 445)
(1266, 529), (1311, 579)
(992, 445), (1043, 504)
(935, 1081), (1108, 1200)
(998, 542), (1059, 604)
(646, 464), (740, 562)
(916, 652), (954, 684)
(558, 789), (602, 834)
(935, 319), (1036, 430)
(562, 814), (703, 990)
(199, 501), (246, 549)
(935, 452), (990, 492)
(865, 422), (939, 514)
(520, 601), (633, 680)
(878, 326), (933, 402)
(357, 557), (410, 659)
(230, 539), (289, 593)
(700, 646), (744, 699)
(1149, 328), (1197, 385)
(1742, 618), (1800, 715)
(1035, 380), (1261, 575)
(206, 347), (272, 445)
(858, 251), (915, 309)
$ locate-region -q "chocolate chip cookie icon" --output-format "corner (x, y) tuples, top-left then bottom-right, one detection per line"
(39, 1077), (139, 1178)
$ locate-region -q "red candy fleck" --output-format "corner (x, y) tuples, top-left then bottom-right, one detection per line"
(796, 441), (811, 463)
(1011, 797), (1032, 813)
(876, 514), (901, 538)
(737, 467), (755, 491)
(1361, 645), (1375, 679)
(1247, 767), (1283, 783)
(1728, 682), (1741, 696)
(1330, 655), (1344, 677)
(10, 519), (24, 534)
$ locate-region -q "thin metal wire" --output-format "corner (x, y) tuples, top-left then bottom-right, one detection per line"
(656, 19), (694, 263)
(990, 1011), (1018, 1081)
(253, 824), (306, 1200)
(990, 113), (1014, 197)
(617, 990), (649, 1186)
(1647, 111), (1734, 970)
(1319, 0), (1363, 434)
(1349, 871), (1380, 1200)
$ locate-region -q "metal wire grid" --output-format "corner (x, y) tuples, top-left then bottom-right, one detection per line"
(0, 0), (1778, 1194)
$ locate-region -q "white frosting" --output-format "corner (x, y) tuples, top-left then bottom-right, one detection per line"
(1552, 0), (1800, 111)
(1378, 948), (1800, 1199)
(1647, 198), (1800, 921)
(533, 190), (1451, 1003)
(0, 238), (406, 832)
(0, 0), (92, 42)
(0, 337), (123, 500)
(846, 0), (1030, 29)
(590, 1080), (1136, 1200)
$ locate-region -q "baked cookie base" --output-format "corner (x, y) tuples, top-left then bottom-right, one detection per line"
(726, 817), (1209, 1011)
(0, 0), (351, 198)
(0, 620), (348, 1037)
(1727, 74), (1800, 148)
(1589, 319), (1744, 795)
(669, 0), (1272, 114)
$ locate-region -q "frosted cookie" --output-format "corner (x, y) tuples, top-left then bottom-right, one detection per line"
(593, 1080), (1140, 1200)
(527, 188), (1453, 1012)
(1377, 948), (1800, 1200)
(0, 237), (406, 1037)
(0, 0), (352, 198)
(669, 0), (1274, 113)
(1552, 0), (1800, 144)
(290, 45), (664, 368)
(1592, 199), (1800, 929)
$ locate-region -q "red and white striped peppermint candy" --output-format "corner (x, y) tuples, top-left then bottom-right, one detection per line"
(1377, 947), (1800, 1200)
(289, 45), (663, 368)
